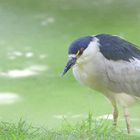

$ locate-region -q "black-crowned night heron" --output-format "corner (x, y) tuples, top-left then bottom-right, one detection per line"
(62, 34), (140, 133)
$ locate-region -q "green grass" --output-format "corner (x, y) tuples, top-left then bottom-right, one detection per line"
(0, 114), (140, 140)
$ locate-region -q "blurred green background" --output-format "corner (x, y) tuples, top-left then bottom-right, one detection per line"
(0, 0), (140, 133)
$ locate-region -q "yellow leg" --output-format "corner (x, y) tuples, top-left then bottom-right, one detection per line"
(113, 105), (118, 127)
(106, 96), (118, 128)
(124, 107), (130, 134)
(108, 98), (118, 128)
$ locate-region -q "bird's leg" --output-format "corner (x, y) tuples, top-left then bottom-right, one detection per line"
(107, 97), (118, 128)
(123, 107), (130, 134)
(112, 103), (118, 127)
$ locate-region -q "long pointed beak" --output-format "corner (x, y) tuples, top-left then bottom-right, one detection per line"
(61, 57), (77, 76)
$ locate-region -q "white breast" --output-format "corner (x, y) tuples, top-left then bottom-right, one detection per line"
(72, 37), (109, 92)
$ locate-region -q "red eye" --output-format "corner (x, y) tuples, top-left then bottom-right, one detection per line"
(79, 47), (84, 55)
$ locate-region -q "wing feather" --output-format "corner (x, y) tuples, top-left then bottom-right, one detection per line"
(105, 58), (140, 97)
(96, 34), (140, 61)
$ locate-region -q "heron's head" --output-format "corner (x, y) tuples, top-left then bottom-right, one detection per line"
(61, 36), (93, 76)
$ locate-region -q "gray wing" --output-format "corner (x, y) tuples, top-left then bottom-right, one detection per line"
(105, 58), (140, 97)
(95, 34), (140, 97)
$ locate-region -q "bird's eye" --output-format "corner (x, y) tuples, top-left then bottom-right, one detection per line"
(80, 47), (84, 54)
(76, 50), (80, 57)
(76, 47), (84, 57)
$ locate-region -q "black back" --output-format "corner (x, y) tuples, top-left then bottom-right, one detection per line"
(96, 34), (140, 61)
